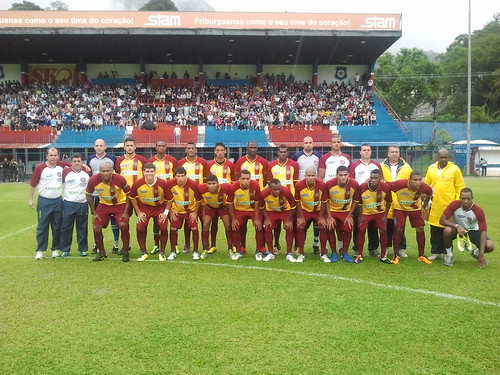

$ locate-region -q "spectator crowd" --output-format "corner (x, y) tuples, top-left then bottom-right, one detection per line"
(0, 74), (377, 134)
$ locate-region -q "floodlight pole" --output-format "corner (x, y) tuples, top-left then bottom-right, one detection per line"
(466, 0), (472, 175)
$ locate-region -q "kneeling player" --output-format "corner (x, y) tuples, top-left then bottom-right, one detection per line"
(129, 163), (171, 262)
(261, 179), (296, 262)
(440, 187), (495, 268)
(198, 174), (233, 258)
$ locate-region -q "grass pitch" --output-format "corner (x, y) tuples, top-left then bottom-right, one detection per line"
(0, 178), (498, 374)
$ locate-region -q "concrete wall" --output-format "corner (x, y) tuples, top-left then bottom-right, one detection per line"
(0, 64), (22, 82)
(1, 62), (370, 85)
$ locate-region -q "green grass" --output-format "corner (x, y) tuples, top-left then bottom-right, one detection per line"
(1, 179), (499, 374)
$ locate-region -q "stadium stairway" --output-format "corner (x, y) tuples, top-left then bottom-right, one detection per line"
(336, 95), (415, 146)
(51, 125), (126, 148)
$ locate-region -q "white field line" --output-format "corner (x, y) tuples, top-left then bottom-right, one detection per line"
(0, 224), (37, 242)
(3, 255), (500, 309)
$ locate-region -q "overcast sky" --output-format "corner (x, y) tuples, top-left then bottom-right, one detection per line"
(7, 0), (499, 53)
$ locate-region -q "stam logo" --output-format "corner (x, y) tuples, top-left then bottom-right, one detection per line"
(144, 14), (181, 27)
(361, 16), (396, 29)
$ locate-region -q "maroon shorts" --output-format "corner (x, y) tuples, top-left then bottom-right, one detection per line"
(300, 210), (320, 226)
(394, 209), (424, 228)
(136, 205), (168, 231)
(359, 213), (386, 230)
(170, 212), (199, 230)
(330, 211), (353, 232)
(204, 205), (229, 219)
(267, 211), (293, 229)
(234, 210), (260, 226)
(94, 203), (128, 227)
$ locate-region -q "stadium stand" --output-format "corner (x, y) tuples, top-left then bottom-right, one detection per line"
(0, 126), (55, 148)
(51, 125), (126, 148)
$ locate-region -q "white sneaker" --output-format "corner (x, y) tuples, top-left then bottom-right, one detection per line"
(263, 253), (275, 262)
(231, 252), (243, 261)
(51, 250), (60, 258)
(35, 251), (44, 260)
(320, 254), (331, 263)
(428, 253), (441, 260)
(444, 254), (454, 266)
(286, 254), (296, 263)
(167, 252), (177, 261)
(296, 254), (305, 263)
(400, 250), (408, 258)
(255, 252), (263, 261)
(192, 252), (200, 261)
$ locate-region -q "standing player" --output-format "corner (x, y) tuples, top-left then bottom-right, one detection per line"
(226, 169), (264, 260)
(206, 142), (235, 254)
(115, 137), (148, 187)
(29, 147), (66, 259)
(349, 143), (382, 256)
(294, 167), (329, 263)
(165, 167), (202, 261)
(129, 163), (171, 262)
(380, 144), (412, 257)
(86, 139), (119, 254)
(425, 149), (464, 261)
(234, 140), (268, 253)
(390, 171), (433, 264)
(198, 174), (233, 259)
(86, 162), (131, 262)
(318, 135), (351, 183)
(440, 188), (495, 267)
(324, 166), (360, 263)
(261, 179), (297, 262)
(356, 169), (393, 264)
(60, 153), (91, 257)
(267, 144), (299, 254)
(148, 139), (177, 255)
(207, 142), (235, 184)
(235, 140), (268, 190)
(177, 142), (208, 254)
(292, 136), (322, 254)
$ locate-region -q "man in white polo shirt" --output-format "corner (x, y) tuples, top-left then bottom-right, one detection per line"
(60, 153), (91, 257)
(29, 147), (66, 260)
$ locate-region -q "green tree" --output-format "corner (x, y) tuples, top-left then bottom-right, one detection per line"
(440, 16), (500, 121)
(375, 48), (441, 120)
(49, 0), (68, 10)
(9, 0), (43, 10)
(139, 0), (178, 11)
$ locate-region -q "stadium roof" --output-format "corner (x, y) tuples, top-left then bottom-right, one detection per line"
(0, 11), (401, 65)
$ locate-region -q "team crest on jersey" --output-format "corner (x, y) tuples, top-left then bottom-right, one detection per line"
(286, 170), (291, 175)
(57, 172), (62, 177)
(340, 160), (346, 165)
(80, 177), (87, 182)
(377, 194), (382, 199)
(153, 188), (158, 194)
(184, 191), (189, 198)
